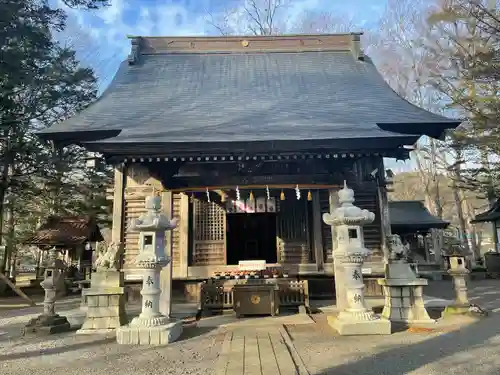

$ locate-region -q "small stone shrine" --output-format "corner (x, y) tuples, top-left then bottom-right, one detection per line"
(323, 182), (391, 335)
(23, 247), (71, 335)
(378, 234), (434, 324)
(116, 195), (182, 345)
(77, 242), (128, 334)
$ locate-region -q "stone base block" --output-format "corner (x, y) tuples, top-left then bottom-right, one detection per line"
(378, 282), (435, 324)
(77, 292), (128, 334)
(116, 320), (183, 345)
(327, 315), (391, 335)
(23, 314), (71, 336)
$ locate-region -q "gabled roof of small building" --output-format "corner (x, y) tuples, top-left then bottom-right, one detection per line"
(471, 199), (500, 223)
(389, 201), (449, 232)
(24, 216), (104, 247)
(39, 33), (460, 155)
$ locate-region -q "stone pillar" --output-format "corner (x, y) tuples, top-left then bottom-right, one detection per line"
(23, 248), (71, 335)
(323, 182), (391, 335)
(116, 195), (182, 345)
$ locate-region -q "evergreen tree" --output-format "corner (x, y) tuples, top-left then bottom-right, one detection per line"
(0, 0), (111, 271)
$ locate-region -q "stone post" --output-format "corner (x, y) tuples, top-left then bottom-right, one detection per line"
(116, 195), (182, 345)
(323, 182), (391, 335)
(23, 247), (71, 335)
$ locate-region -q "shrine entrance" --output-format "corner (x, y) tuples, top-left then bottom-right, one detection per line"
(226, 213), (278, 265)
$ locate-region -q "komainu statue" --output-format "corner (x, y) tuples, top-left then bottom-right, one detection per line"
(387, 234), (410, 262)
(94, 242), (124, 271)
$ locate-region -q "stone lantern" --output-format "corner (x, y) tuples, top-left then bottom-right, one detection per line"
(441, 239), (481, 317)
(323, 182), (391, 335)
(24, 247), (71, 335)
(116, 195), (182, 345)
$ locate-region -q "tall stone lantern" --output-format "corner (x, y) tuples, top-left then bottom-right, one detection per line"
(116, 195), (182, 345)
(323, 182), (391, 335)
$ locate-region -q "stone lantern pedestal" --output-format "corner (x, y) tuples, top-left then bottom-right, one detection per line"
(116, 195), (182, 345)
(323, 182), (391, 335)
(77, 244), (128, 335)
(378, 260), (434, 324)
(23, 248), (71, 335)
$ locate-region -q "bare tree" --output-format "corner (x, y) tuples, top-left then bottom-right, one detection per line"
(205, 0), (356, 35)
(206, 0), (291, 36)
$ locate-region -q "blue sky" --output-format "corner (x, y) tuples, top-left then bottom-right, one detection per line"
(54, 0), (415, 172)
(55, 0), (389, 88)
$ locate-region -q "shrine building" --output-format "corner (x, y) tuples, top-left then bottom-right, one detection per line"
(39, 33), (460, 290)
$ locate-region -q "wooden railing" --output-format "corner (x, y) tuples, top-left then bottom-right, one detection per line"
(200, 278), (309, 311)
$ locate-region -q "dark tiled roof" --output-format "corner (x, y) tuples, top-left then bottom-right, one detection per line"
(24, 216), (104, 247)
(471, 199), (500, 223)
(389, 201), (449, 231)
(40, 48), (459, 150)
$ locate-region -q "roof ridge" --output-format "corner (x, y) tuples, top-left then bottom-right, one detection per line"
(128, 33), (363, 64)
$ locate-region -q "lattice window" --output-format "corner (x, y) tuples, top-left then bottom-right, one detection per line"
(277, 200), (308, 241)
(194, 200), (225, 241)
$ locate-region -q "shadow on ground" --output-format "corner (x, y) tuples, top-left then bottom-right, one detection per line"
(0, 336), (116, 362)
(308, 280), (500, 375)
(313, 313), (499, 375)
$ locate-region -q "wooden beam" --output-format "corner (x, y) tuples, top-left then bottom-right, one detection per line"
(0, 272), (36, 306)
(312, 191), (324, 271)
(178, 193), (190, 277)
(160, 191), (173, 317)
(166, 174), (341, 189)
(111, 165), (125, 244)
(170, 183), (342, 193)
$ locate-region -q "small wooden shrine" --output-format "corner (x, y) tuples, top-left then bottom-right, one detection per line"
(38, 34), (460, 296)
(24, 216), (104, 280)
(472, 199), (500, 248)
(389, 201), (450, 262)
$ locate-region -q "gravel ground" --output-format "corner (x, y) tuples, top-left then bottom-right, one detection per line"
(0, 324), (225, 375)
(289, 279), (500, 375)
(1, 279), (500, 375)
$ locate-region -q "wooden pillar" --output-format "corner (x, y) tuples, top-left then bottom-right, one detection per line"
(111, 166), (125, 244)
(160, 191), (173, 317)
(178, 193), (189, 276)
(377, 183), (391, 264)
(312, 191), (324, 271)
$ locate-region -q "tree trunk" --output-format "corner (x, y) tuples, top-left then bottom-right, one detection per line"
(0, 128), (12, 273)
(452, 148), (473, 259)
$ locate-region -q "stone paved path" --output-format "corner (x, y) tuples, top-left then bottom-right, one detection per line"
(215, 326), (309, 375)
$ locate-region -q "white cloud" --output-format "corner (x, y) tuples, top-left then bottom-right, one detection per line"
(54, 0), (383, 90)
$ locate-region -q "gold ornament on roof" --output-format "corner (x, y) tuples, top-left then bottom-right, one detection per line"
(241, 40), (249, 47)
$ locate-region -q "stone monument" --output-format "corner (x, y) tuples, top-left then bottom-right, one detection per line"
(116, 195), (182, 345)
(323, 182), (391, 335)
(23, 247), (71, 335)
(77, 242), (128, 334)
(378, 234), (435, 324)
